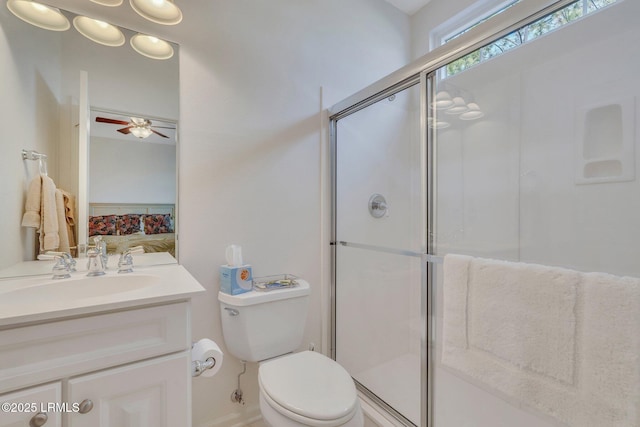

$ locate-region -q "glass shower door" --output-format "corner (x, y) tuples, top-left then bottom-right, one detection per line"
(429, 1), (640, 426)
(333, 83), (424, 426)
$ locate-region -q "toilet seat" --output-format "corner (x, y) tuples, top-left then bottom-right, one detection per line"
(259, 351), (358, 426)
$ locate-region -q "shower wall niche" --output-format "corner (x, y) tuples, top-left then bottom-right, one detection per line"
(575, 94), (635, 184)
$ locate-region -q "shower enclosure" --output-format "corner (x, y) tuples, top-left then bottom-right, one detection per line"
(330, 0), (639, 426)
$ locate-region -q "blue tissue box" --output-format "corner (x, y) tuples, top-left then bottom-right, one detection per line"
(220, 265), (253, 295)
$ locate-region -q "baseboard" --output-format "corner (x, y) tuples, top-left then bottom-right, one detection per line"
(195, 405), (262, 427)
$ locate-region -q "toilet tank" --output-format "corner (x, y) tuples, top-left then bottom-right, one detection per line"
(218, 280), (310, 362)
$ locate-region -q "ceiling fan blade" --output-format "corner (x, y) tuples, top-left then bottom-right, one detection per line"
(151, 129), (169, 138)
(96, 117), (130, 126)
(117, 126), (132, 134)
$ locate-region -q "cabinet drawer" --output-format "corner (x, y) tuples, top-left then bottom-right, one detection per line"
(0, 303), (189, 393)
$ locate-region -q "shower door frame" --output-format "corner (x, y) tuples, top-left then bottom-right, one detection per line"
(328, 1), (582, 426)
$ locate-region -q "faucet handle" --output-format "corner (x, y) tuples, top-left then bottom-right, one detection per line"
(118, 250), (134, 274)
(86, 249), (106, 277)
(46, 251), (76, 273)
(51, 256), (71, 279)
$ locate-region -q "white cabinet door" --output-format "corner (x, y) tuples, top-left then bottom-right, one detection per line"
(67, 353), (190, 427)
(0, 383), (62, 427)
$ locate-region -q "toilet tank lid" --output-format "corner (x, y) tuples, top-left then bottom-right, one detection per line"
(218, 279), (310, 306)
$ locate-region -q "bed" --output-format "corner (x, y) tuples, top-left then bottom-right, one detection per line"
(88, 203), (176, 256)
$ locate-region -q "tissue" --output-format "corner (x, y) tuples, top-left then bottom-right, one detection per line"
(220, 245), (252, 295)
(191, 338), (223, 378)
(225, 244), (243, 267)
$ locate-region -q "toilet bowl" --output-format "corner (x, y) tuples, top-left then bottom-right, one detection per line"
(218, 279), (363, 426)
(258, 351), (363, 427)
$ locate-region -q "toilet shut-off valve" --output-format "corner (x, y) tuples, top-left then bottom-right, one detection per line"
(231, 361), (246, 405)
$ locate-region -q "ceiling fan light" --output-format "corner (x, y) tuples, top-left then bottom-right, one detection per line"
(89, 0), (123, 6)
(6, 0), (70, 31)
(130, 126), (153, 138)
(129, 0), (182, 25)
(73, 16), (125, 47)
(130, 33), (174, 60)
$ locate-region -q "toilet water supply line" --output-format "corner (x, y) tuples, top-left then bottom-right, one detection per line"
(231, 361), (247, 405)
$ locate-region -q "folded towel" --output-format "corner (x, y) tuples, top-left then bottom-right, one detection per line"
(442, 254), (640, 426)
(21, 175), (42, 228)
(40, 175), (59, 252)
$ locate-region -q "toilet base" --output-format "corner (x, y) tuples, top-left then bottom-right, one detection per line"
(260, 392), (364, 427)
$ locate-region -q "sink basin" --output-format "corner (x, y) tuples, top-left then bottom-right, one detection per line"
(2, 274), (159, 306)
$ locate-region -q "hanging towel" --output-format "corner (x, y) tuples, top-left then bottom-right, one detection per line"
(39, 175), (59, 252)
(442, 254), (640, 427)
(60, 190), (76, 253)
(21, 175), (42, 228)
(55, 190), (70, 253)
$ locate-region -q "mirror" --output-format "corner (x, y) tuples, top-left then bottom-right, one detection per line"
(88, 108), (177, 257)
(0, 3), (179, 278)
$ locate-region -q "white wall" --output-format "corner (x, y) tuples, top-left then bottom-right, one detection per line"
(176, 0), (410, 425)
(0, 8), (62, 269)
(89, 137), (176, 204)
(410, 0), (478, 59)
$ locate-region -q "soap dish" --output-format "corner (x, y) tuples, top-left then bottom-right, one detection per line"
(252, 274), (299, 291)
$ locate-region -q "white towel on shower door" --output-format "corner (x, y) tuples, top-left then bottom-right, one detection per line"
(442, 254), (640, 427)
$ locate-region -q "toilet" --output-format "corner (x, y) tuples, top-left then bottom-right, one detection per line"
(218, 279), (364, 427)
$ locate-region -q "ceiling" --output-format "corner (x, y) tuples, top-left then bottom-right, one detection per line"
(383, 0), (432, 15)
(43, 0), (435, 47)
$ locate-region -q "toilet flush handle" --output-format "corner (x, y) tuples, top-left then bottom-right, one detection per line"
(224, 307), (239, 316)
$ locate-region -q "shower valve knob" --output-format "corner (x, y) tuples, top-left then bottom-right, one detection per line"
(368, 194), (388, 218)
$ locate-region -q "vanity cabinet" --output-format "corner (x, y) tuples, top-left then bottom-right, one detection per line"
(0, 383), (62, 427)
(0, 301), (192, 427)
(66, 353), (188, 427)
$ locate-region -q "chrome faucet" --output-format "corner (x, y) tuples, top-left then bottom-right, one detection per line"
(51, 254), (72, 280)
(118, 248), (134, 274)
(46, 251), (77, 273)
(86, 247), (106, 277)
(91, 236), (108, 270)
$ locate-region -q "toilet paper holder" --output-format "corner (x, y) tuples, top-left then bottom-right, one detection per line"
(192, 357), (216, 377)
(191, 339), (223, 378)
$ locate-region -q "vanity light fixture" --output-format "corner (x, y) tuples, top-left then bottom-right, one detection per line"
(428, 117), (451, 129)
(129, 0), (182, 25)
(459, 103), (485, 120)
(89, 0), (123, 6)
(431, 91), (454, 110)
(73, 16), (125, 47)
(445, 96), (469, 115)
(6, 0), (70, 31)
(130, 33), (174, 59)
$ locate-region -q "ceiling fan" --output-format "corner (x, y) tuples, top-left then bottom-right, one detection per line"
(95, 116), (175, 139)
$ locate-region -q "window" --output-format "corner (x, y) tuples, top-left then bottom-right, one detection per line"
(441, 0), (618, 77)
